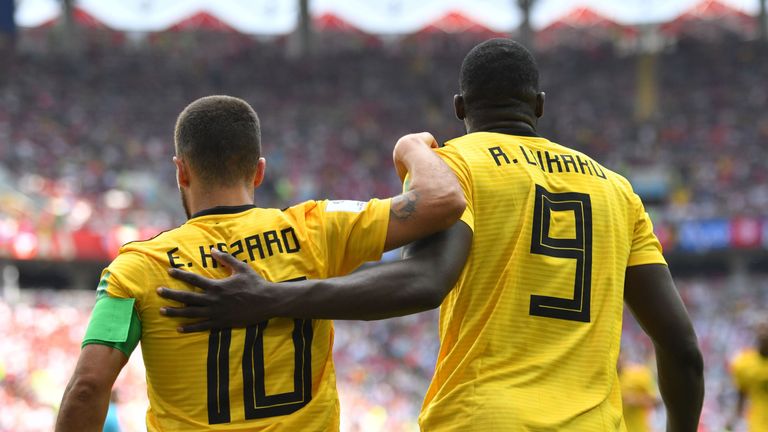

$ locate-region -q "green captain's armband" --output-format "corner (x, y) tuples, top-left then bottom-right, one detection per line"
(82, 294), (141, 357)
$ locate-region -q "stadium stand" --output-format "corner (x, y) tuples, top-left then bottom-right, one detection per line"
(1, 3), (767, 429)
(1, 35), (767, 262)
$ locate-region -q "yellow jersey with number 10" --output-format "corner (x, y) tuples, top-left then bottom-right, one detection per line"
(420, 132), (666, 431)
(99, 200), (390, 431)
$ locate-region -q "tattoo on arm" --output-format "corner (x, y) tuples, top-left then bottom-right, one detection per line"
(391, 190), (419, 220)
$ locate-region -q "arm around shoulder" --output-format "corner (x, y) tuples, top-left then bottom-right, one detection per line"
(285, 221), (473, 320)
(159, 222), (472, 329)
(384, 133), (466, 251)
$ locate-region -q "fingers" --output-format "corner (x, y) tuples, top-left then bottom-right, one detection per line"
(210, 248), (250, 274)
(418, 132), (438, 149)
(157, 287), (210, 305)
(167, 268), (217, 290)
(178, 321), (215, 333)
(156, 288), (217, 333)
(399, 132), (436, 147)
(159, 305), (211, 318)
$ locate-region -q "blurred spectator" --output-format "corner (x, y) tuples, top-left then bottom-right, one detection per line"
(1, 30), (767, 431)
(1, 34), (766, 252)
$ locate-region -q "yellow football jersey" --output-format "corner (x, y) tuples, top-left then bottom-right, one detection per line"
(620, 364), (656, 432)
(100, 200), (389, 431)
(419, 132), (666, 431)
(732, 349), (768, 431)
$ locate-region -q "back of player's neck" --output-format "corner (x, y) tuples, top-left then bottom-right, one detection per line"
(188, 188), (255, 215)
(469, 119), (539, 137)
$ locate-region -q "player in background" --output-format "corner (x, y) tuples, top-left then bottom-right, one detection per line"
(619, 356), (659, 432)
(159, 40), (704, 430)
(727, 323), (768, 432)
(55, 95), (465, 431)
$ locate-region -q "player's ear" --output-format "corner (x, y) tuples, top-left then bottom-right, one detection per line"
(535, 92), (545, 118)
(174, 156), (190, 188)
(253, 157), (266, 188)
(454, 94), (465, 121)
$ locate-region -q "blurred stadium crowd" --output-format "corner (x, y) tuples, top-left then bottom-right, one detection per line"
(1, 28), (768, 431)
(2, 276), (766, 431)
(1, 34), (768, 261)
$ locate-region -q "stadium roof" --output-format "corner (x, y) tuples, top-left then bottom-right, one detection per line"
(15, 0), (761, 35)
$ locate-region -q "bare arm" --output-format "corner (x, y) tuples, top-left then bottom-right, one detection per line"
(158, 222), (472, 330)
(383, 132), (466, 251)
(624, 264), (704, 432)
(56, 345), (127, 432)
(277, 222), (472, 320)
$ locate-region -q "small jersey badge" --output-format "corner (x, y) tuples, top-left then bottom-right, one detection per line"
(325, 200), (367, 213)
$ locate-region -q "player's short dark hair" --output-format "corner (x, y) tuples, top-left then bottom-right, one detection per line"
(459, 38), (540, 114)
(174, 95), (261, 187)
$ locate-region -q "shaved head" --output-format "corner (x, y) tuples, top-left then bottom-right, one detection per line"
(459, 38), (540, 116)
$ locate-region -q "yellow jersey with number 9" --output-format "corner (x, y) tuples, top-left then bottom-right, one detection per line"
(419, 132), (666, 431)
(98, 200), (390, 431)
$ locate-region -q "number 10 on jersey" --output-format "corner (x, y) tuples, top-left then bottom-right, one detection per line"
(207, 277), (313, 424)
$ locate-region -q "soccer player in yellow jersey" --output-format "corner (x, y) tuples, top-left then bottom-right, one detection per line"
(159, 40), (705, 430)
(727, 325), (768, 432)
(55, 95), (466, 431)
(619, 359), (658, 432)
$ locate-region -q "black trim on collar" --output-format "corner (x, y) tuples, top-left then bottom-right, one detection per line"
(482, 127), (541, 138)
(190, 204), (256, 219)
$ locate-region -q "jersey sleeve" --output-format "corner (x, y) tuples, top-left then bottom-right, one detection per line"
(627, 191), (667, 267)
(82, 252), (147, 357)
(99, 251), (148, 299)
(436, 145), (474, 231)
(308, 198), (391, 276)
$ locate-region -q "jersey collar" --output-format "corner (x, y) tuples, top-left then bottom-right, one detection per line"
(480, 127), (541, 137)
(190, 204), (256, 219)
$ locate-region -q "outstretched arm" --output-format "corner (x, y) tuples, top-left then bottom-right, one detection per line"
(624, 264), (704, 432)
(158, 222), (472, 330)
(56, 345), (127, 432)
